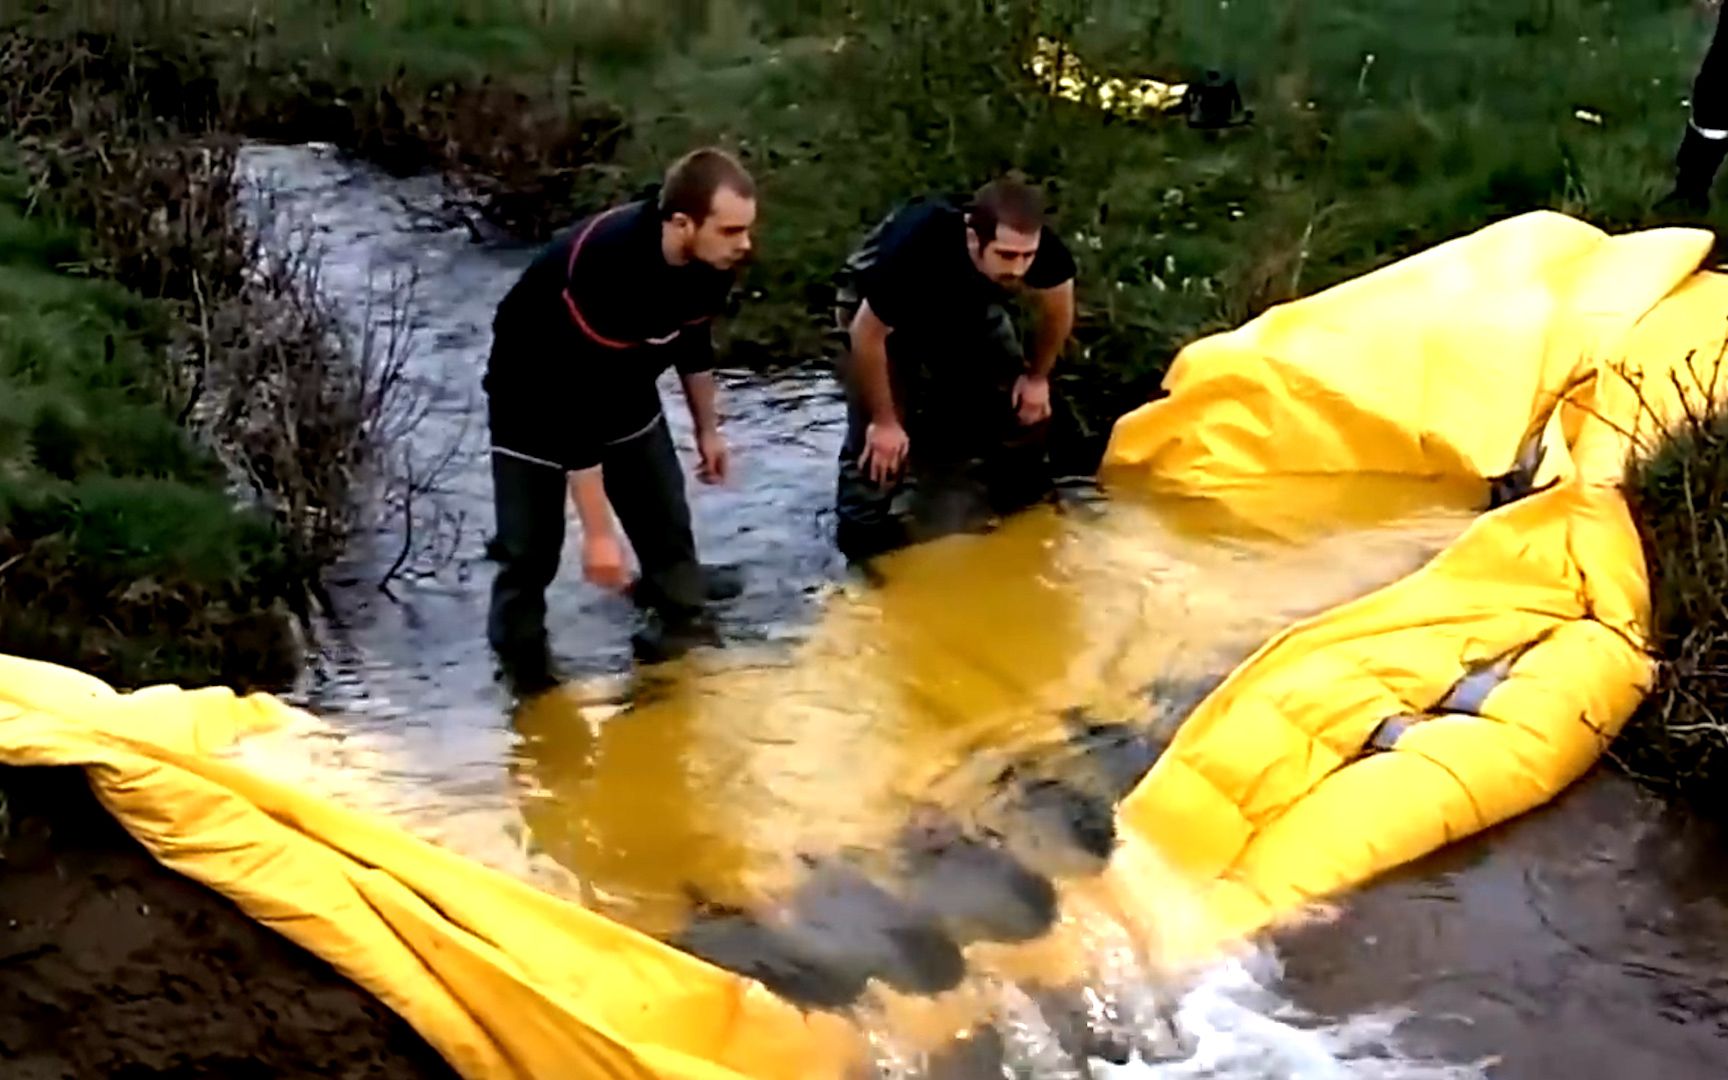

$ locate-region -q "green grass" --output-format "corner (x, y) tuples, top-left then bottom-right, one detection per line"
(51, 1), (1714, 422)
(0, 160), (302, 690)
(526, 0), (1712, 450)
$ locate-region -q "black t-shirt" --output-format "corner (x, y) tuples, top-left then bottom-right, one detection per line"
(484, 192), (735, 470)
(850, 196), (1076, 337)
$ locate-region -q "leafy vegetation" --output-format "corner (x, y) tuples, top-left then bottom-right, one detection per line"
(0, 167), (304, 689)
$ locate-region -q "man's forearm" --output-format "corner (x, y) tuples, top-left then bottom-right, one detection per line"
(854, 339), (899, 423)
(680, 370), (722, 435)
(1028, 281), (1076, 377)
(848, 306), (899, 424)
(566, 466), (616, 539)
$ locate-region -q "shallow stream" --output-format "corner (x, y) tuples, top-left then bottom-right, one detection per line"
(233, 143), (1728, 1079)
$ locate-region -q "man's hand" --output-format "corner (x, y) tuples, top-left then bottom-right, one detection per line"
(1012, 373), (1052, 426)
(860, 420), (910, 485)
(582, 531), (631, 592)
(696, 428), (731, 485)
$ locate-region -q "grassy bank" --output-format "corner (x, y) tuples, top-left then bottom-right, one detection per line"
(0, 25), (397, 691)
(0, 164), (304, 689)
(46, 0), (1716, 460)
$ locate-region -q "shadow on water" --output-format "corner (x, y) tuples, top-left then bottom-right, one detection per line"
(233, 143), (1728, 1078)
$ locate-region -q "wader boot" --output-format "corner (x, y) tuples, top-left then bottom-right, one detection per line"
(1657, 122), (1728, 221)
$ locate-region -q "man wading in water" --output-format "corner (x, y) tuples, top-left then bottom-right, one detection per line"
(483, 148), (756, 692)
(830, 177), (1077, 560)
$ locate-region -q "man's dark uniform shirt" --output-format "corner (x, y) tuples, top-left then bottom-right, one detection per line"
(484, 192), (735, 471)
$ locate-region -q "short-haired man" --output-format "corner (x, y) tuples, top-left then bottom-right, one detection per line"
(830, 178), (1077, 559)
(483, 148), (756, 690)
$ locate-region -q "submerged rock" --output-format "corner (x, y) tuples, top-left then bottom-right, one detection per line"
(921, 1024), (1008, 1079)
(896, 814), (1059, 945)
(1026, 986), (1136, 1067)
(781, 857), (968, 996)
(670, 905), (869, 1010)
(1059, 710), (1166, 801)
(992, 773), (1119, 879)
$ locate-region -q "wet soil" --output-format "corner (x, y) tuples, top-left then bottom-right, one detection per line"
(0, 766), (458, 1080)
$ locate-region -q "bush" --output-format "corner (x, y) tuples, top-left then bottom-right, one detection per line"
(1614, 352), (1728, 816)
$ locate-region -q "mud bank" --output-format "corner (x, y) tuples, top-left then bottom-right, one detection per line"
(0, 765), (457, 1079)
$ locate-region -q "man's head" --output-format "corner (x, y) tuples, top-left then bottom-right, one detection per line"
(964, 177), (1047, 287)
(659, 147), (757, 271)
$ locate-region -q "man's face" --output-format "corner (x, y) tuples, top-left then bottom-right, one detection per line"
(967, 222), (1041, 287)
(673, 186), (757, 271)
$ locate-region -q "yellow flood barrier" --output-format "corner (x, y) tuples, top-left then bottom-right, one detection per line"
(1104, 210), (1722, 951)
(1028, 35), (1188, 118)
(0, 209), (1721, 1078)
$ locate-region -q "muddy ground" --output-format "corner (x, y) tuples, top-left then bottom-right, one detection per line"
(0, 766), (458, 1079)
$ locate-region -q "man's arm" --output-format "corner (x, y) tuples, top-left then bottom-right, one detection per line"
(679, 368), (730, 484)
(1027, 278), (1075, 378)
(682, 368), (722, 432)
(567, 466), (629, 590)
(848, 300), (898, 425)
(847, 300), (910, 483)
(1013, 278), (1074, 425)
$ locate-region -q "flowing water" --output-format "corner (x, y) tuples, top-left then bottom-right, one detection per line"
(230, 143), (1728, 1079)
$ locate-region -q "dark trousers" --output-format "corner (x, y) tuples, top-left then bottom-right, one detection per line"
(486, 412), (702, 658)
(1673, 9), (1728, 205)
(1696, 9), (1728, 132)
(833, 303), (1054, 560)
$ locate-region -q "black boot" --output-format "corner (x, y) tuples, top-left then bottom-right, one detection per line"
(493, 639), (560, 698)
(1656, 124), (1728, 220)
(698, 562), (745, 603)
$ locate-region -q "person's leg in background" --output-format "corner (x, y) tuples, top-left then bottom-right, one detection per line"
(1661, 7), (1728, 217)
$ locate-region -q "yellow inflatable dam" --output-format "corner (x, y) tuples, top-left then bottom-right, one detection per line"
(0, 209), (1722, 1078)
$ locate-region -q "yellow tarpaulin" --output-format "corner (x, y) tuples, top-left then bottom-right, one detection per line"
(1028, 36), (1188, 117)
(0, 209), (1720, 1078)
(1105, 210), (1721, 950)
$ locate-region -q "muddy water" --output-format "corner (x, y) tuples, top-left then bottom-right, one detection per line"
(234, 143), (1728, 1078)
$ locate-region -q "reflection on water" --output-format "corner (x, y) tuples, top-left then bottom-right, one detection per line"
(506, 497), (1477, 938)
(225, 142), (1728, 1079)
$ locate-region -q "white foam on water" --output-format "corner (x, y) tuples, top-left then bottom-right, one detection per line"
(1095, 948), (1490, 1080)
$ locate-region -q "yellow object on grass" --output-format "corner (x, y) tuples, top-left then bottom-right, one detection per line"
(1028, 35), (1187, 117)
(0, 209), (1722, 1078)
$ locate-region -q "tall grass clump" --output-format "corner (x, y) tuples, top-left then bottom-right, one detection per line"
(1614, 347), (1728, 817)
